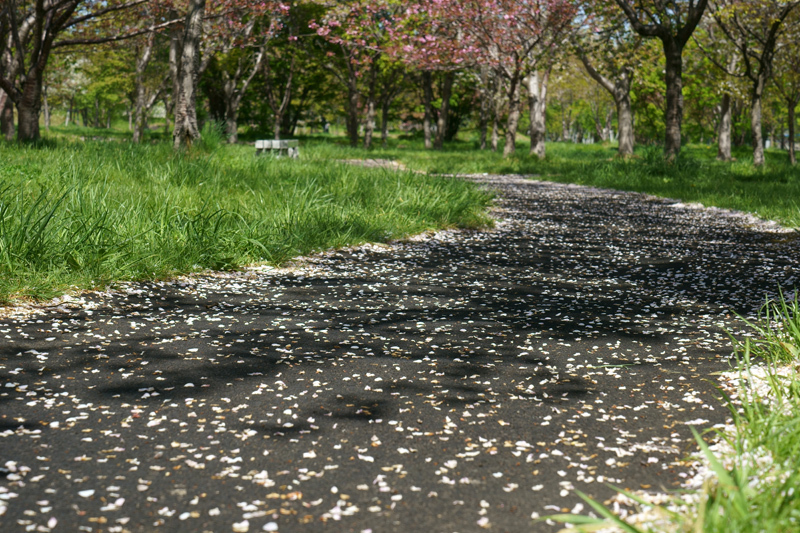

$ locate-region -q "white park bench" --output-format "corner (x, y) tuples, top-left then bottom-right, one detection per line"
(255, 139), (299, 158)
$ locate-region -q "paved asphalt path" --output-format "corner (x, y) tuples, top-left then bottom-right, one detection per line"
(1, 175), (796, 533)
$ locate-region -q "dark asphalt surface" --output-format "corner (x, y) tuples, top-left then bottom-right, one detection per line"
(0, 175), (796, 533)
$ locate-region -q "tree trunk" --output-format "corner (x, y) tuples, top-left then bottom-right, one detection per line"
(478, 67), (490, 150)
(16, 71), (44, 142)
(363, 60), (379, 150)
(225, 99), (239, 144)
(663, 43), (684, 160)
(132, 31), (156, 144)
(93, 98), (101, 128)
(422, 72), (434, 150)
(751, 94), (765, 167)
(345, 78), (359, 147)
(65, 95), (73, 127)
(717, 92), (732, 161)
(0, 90), (14, 141)
(789, 98), (797, 165)
(434, 71), (454, 150)
(43, 84), (50, 131)
(616, 89), (634, 157)
(173, 0), (206, 150)
(167, 30), (181, 129)
(380, 97), (391, 148)
(780, 116), (786, 150)
(503, 74), (521, 158)
(527, 69), (549, 159)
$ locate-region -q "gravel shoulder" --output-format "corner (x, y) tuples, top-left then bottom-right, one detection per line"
(0, 175), (796, 533)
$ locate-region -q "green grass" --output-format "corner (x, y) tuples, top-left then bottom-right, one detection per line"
(306, 135), (800, 229)
(0, 128), (492, 303)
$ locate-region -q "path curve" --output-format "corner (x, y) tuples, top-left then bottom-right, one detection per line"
(0, 175), (796, 533)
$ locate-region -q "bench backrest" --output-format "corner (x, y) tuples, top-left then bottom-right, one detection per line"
(255, 140), (299, 149)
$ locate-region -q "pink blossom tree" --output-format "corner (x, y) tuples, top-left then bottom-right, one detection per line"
(311, 0), (404, 148)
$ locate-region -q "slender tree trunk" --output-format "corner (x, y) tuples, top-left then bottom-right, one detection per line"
(173, 0), (206, 150)
(346, 78), (359, 147)
(65, 95), (73, 127)
(363, 60), (379, 150)
(132, 31), (156, 144)
(780, 116), (786, 150)
(422, 71), (434, 150)
(503, 73), (521, 157)
(225, 99), (239, 144)
(434, 71), (454, 150)
(93, 98), (100, 128)
(616, 90), (634, 157)
(527, 69), (549, 159)
(751, 92), (765, 167)
(717, 93), (732, 161)
(0, 90), (14, 140)
(479, 67), (490, 150)
(593, 103), (604, 141)
(789, 98), (797, 165)
(163, 97), (171, 135)
(42, 84), (50, 131)
(380, 97), (392, 147)
(167, 30), (180, 130)
(223, 49), (263, 144)
(663, 43), (684, 160)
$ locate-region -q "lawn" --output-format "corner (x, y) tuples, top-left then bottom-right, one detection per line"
(0, 127), (492, 303)
(302, 134), (800, 229)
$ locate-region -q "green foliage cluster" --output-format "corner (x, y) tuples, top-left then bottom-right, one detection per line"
(0, 135), (492, 303)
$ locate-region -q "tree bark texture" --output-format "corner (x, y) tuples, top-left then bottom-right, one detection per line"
(422, 72), (434, 150)
(434, 72), (454, 150)
(750, 95), (765, 167)
(616, 90), (634, 156)
(346, 78), (359, 147)
(381, 97), (391, 147)
(663, 44), (684, 160)
(173, 0), (205, 150)
(17, 72), (43, 142)
(43, 84), (50, 131)
(0, 90), (14, 140)
(527, 69), (550, 159)
(503, 74), (521, 158)
(133, 31), (156, 143)
(478, 67), (491, 150)
(363, 60), (379, 150)
(749, 69), (771, 167)
(717, 93), (732, 161)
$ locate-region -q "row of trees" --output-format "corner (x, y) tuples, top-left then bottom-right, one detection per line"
(2, 1), (799, 165)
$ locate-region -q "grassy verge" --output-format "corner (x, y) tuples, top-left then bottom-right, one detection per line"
(545, 291), (800, 532)
(304, 136), (800, 229)
(0, 131), (492, 303)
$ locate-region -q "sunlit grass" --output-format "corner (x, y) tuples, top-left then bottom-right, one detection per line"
(0, 128), (492, 303)
(304, 135), (800, 229)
